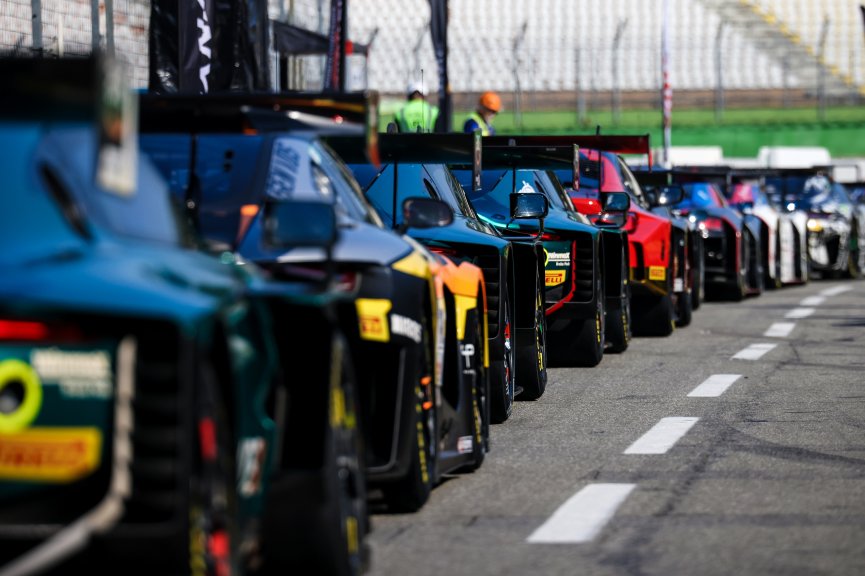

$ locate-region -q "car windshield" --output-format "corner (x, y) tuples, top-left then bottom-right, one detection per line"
(678, 182), (726, 209)
(42, 127), (186, 246)
(764, 174), (847, 211)
(348, 163), (429, 229)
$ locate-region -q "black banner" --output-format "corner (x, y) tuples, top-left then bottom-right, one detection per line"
(323, 0), (347, 91)
(149, 0), (270, 93)
(428, 0), (450, 132)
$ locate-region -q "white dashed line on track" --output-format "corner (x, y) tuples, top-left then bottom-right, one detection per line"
(820, 285), (853, 297)
(527, 483), (636, 544)
(624, 417), (700, 455)
(800, 296), (825, 306)
(763, 322), (796, 338)
(688, 374), (742, 397)
(732, 343), (777, 360)
(785, 307), (815, 319)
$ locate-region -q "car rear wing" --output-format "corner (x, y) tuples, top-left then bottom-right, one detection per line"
(139, 90), (381, 167)
(325, 132), (483, 192)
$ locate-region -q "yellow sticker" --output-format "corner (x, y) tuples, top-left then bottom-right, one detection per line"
(649, 266), (667, 281)
(0, 427), (102, 482)
(355, 299), (392, 342)
(391, 249), (431, 280)
(0, 359), (43, 433)
(545, 270), (566, 286)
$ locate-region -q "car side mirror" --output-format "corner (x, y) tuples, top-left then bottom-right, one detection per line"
(595, 191), (631, 228)
(510, 191), (549, 219)
(400, 196), (453, 233)
(656, 185), (684, 207)
(263, 200), (338, 248)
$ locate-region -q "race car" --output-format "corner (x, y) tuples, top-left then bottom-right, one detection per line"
(0, 56), (366, 576)
(727, 171), (809, 287)
(644, 167), (765, 302)
(765, 169), (864, 279)
(539, 135), (694, 336)
(328, 132), (549, 417)
(139, 93), (489, 515)
(453, 137), (632, 367)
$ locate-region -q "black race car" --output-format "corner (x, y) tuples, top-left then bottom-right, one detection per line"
(139, 93), (488, 516)
(327, 132), (550, 416)
(454, 138), (632, 368)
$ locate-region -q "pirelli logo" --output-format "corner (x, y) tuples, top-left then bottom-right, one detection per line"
(356, 299), (392, 343)
(545, 270), (566, 286)
(649, 266), (667, 281)
(0, 427), (102, 482)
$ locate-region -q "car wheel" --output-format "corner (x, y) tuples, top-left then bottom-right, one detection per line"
(548, 273), (605, 367)
(489, 296), (515, 424)
(691, 240), (704, 310)
(675, 288), (692, 328)
(381, 380), (434, 513)
(516, 274), (547, 401)
(633, 290), (675, 337)
(257, 335), (369, 576)
(189, 360), (238, 576)
(845, 227), (861, 279)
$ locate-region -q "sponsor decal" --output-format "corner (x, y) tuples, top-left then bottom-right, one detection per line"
(355, 299), (392, 343)
(390, 314), (422, 343)
(0, 427), (102, 482)
(457, 435), (474, 454)
(460, 343), (476, 374)
(546, 270), (566, 286)
(545, 250), (571, 268)
(31, 348), (113, 399)
(649, 266), (667, 281)
(237, 437), (267, 497)
(673, 278), (684, 292)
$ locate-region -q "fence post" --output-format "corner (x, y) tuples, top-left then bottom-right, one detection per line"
(817, 14), (829, 121)
(91, 0), (100, 51)
(714, 21), (725, 123)
(31, 0), (42, 53)
(105, 0), (115, 56)
(611, 18), (628, 126)
(512, 20), (528, 131)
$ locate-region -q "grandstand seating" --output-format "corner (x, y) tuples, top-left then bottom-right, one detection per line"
(344, 0), (864, 96)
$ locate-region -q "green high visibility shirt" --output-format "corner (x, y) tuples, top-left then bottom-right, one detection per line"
(394, 99), (439, 133)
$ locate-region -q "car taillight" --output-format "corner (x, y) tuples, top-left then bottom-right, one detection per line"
(701, 217), (724, 232)
(427, 245), (459, 258)
(622, 213), (638, 233)
(540, 231), (562, 241)
(334, 271), (359, 293)
(0, 319), (81, 342)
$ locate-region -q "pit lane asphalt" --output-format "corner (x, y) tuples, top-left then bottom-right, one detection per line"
(365, 278), (865, 576)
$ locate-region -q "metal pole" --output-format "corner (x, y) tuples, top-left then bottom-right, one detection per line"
(31, 0), (42, 53)
(714, 21), (725, 123)
(512, 20), (528, 130)
(91, 0), (100, 51)
(817, 15), (830, 121)
(612, 18), (628, 125)
(576, 47), (586, 126)
(105, 0), (114, 56)
(661, 0), (672, 166)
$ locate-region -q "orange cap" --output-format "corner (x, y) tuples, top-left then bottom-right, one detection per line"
(479, 91), (501, 113)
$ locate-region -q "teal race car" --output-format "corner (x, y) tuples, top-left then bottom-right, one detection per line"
(0, 56), (366, 576)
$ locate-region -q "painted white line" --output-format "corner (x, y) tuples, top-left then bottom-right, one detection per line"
(624, 417), (700, 455)
(785, 307), (815, 319)
(763, 322), (796, 338)
(688, 374), (742, 397)
(800, 296), (826, 307)
(820, 285), (853, 297)
(527, 483), (636, 544)
(732, 343), (777, 360)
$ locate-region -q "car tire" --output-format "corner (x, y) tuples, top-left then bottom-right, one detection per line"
(633, 291), (675, 337)
(257, 335), (369, 576)
(516, 274), (547, 401)
(461, 303), (488, 472)
(549, 274), (605, 367)
(489, 297), (515, 424)
(675, 288), (692, 328)
(189, 360), (239, 576)
(845, 228), (861, 279)
(381, 374), (435, 513)
(606, 256), (631, 354)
